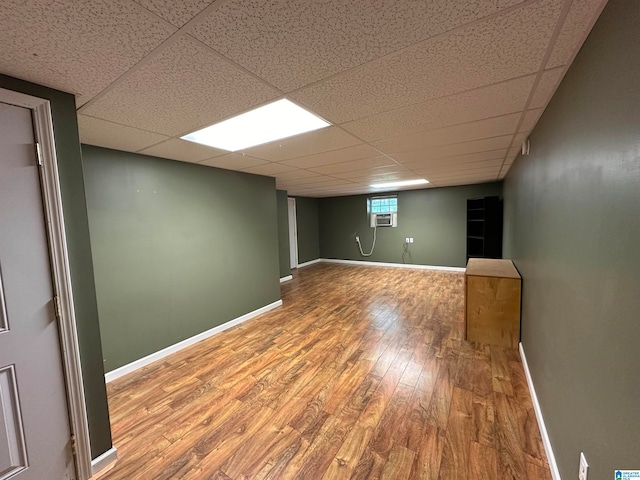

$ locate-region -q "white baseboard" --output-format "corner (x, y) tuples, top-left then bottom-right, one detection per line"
(320, 258), (465, 272)
(90, 446), (118, 477)
(296, 258), (322, 268)
(519, 343), (562, 480)
(104, 299), (283, 383)
(279, 275), (293, 283)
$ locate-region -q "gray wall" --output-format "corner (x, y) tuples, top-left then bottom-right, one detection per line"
(294, 196), (320, 264)
(82, 146), (281, 372)
(503, 1), (640, 478)
(320, 183), (502, 268)
(0, 75), (112, 459)
(276, 190), (291, 278)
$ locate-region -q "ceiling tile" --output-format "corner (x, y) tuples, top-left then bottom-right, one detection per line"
(138, 138), (226, 162)
(507, 146), (521, 163)
(401, 149), (507, 171)
(309, 156), (397, 175)
(190, 0), (521, 92)
(291, 0), (564, 123)
(200, 153), (268, 170)
(273, 170), (324, 181)
(547, 0), (606, 69)
(0, 0), (176, 106)
(278, 144), (382, 168)
(424, 165), (502, 178)
(392, 135), (514, 164)
(80, 35), (280, 135)
(411, 158), (505, 174)
(519, 108), (543, 132)
(241, 127), (362, 161)
(334, 165), (412, 180)
(134, 0), (214, 27)
(512, 133), (527, 151)
(240, 163), (298, 176)
(372, 113), (520, 154)
(434, 176), (497, 187)
(529, 68), (565, 109)
(78, 115), (168, 152)
(341, 75), (535, 142)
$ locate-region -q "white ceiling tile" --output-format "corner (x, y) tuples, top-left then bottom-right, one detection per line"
(372, 113), (520, 154)
(401, 149), (507, 171)
(334, 165), (412, 180)
(134, 0), (214, 27)
(80, 35), (280, 135)
(529, 68), (565, 109)
(512, 133), (527, 151)
(273, 170), (324, 181)
(292, 0), (564, 123)
(425, 165), (502, 178)
(547, 0), (606, 69)
(200, 153), (268, 170)
(411, 158), (505, 174)
(278, 144), (382, 168)
(78, 115), (168, 152)
(240, 163), (298, 176)
(309, 156), (397, 175)
(241, 127), (362, 161)
(519, 108), (543, 133)
(392, 135), (513, 164)
(507, 146), (521, 163)
(341, 75), (536, 142)
(138, 138), (226, 162)
(190, 0), (521, 92)
(0, 0), (176, 106)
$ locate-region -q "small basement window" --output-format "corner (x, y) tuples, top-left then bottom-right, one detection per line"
(369, 195), (398, 214)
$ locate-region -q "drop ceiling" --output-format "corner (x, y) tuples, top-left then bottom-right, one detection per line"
(0, 0), (607, 197)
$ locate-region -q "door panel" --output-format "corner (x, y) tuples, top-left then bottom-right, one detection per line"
(0, 102), (74, 479)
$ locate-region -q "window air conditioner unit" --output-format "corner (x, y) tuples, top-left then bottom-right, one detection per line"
(371, 213), (397, 227)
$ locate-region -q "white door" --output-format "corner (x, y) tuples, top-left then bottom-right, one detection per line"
(0, 102), (75, 479)
(287, 197), (298, 269)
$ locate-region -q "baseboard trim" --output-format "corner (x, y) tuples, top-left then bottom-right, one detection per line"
(320, 258), (465, 272)
(519, 343), (562, 480)
(104, 299), (283, 383)
(279, 275), (293, 283)
(90, 446), (118, 477)
(296, 258), (322, 268)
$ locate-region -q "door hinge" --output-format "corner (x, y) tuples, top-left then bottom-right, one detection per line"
(53, 295), (62, 319)
(70, 434), (77, 457)
(35, 142), (43, 166)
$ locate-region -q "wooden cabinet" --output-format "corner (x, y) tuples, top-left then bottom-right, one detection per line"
(465, 258), (521, 348)
(466, 196), (503, 262)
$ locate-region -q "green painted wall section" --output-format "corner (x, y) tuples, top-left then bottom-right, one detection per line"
(503, 1), (640, 477)
(319, 183), (502, 268)
(276, 190), (291, 278)
(0, 75), (112, 459)
(82, 146), (281, 373)
(294, 196), (320, 264)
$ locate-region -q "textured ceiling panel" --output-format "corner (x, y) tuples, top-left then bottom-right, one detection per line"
(519, 109), (544, 133)
(401, 149), (508, 171)
(240, 163), (298, 176)
(547, 0), (606, 69)
(291, 0), (563, 124)
(529, 68), (566, 108)
(507, 146), (521, 163)
(334, 165), (413, 180)
(273, 170), (324, 181)
(191, 0), (517, 92)
(0, 0), (176, 105)
(372, 113), (521, 155)
(411, 158), (505, 174)
(392, 136), (514, 165)
(134, 0), (214, 27)
(309, 157), (397, 175)
(80, 35), (280, 135)
(138, 138), (225, 162)
(199, 153), (268, 170)
(341, 75), (535, 142)
(241, 127), (362, 161)
(278, 144), (382, 169)
(78, 115), (168, 152)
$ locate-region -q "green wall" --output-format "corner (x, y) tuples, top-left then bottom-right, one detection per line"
(276, 190), (291, 278)
(0, 75), (112, 459)
(503, 1), (640, 477)
(319, 183), (502, 268)
(82, 146), (281, 372)
(294, 196), (320, 264)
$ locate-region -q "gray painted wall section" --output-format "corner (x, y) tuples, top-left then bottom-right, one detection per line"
(503, 1), (640, 477)
(0, 75), (112, 459)
(294, 196), (320, 264)
(320, 183), (502, 268)
(82, 146), (281, 372)
(276, 190), (291, 278)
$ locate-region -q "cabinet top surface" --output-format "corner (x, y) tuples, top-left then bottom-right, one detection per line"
(466, 258), (520, 279)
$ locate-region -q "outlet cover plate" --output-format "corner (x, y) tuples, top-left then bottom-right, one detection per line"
(579, 452), (588, 480)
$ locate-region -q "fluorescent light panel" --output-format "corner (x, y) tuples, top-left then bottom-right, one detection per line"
(181, 99), (330, 151)
(370, 179), (429, 189)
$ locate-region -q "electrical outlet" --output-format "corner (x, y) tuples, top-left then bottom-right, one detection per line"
(405, 237), (410, 243)
(409, 237), (414, 243)
(579, 452), (588, 480)
(355, 234), (360, 243)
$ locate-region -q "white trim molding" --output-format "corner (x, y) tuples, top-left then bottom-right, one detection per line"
(90, 447), (118, 477)
(279, 275), (293, 283)
(319, 258), (466, 272)
(519, 343), (562, 480)
(105, 299), (283, 383)
(296, 258), (322, 268)
(0, 88), (93, 479)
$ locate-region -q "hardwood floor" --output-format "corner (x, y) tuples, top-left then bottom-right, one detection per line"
(102, 263), (551, 480)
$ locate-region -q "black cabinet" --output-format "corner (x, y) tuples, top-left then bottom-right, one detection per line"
(466, 196), (503, 262)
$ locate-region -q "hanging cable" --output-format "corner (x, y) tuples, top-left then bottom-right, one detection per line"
(356, 224), (377, 257)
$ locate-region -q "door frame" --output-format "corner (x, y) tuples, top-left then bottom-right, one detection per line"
(1, 88), (93, 479)
(288, 197), (298, 268)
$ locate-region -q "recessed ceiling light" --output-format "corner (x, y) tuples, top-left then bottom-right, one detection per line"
(370, 179), (429, 189)
(181, 99), (330, 152)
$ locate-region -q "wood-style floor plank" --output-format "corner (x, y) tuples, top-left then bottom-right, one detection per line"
(101, 263), (551, 479)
